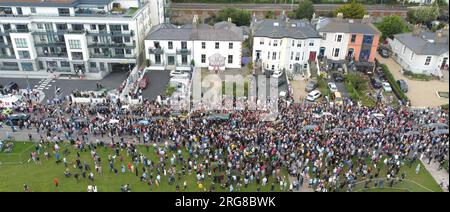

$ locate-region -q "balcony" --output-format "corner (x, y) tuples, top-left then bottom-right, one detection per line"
(88, 42), (135, 48)
(149, 48), (164, 54)
(67, 29), (87, 34)
(87, 30), (134, 37)
(9, 29), (30, 33)
(176, 48), (191, 55)
(35, 41), (66, 47)
(90, 54), (134, 59)
(32, 30), (67, 35)
(0, 54), (16, 59)
(37, 52), (68, 58)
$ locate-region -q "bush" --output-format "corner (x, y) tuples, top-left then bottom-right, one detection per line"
(379, 64), (409, 103)
(442, 104), (449, 110)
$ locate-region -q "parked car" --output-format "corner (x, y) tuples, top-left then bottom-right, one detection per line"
(305, 81), (318, 92)
(170, 70), (189, 78)
(139, 76), (149, 90)
(382, 82), (392, 92)
(332, 72), (344, 82)
(306, 90), (322, 102)
(370, 77), (382, 89)
(327, 82), (338, 93)
(2, 82), (19, 94)
(6, 113), (30, 126)
(272, 70), (283, 78)
(397, 79), (408, 93)
(379, 48), (390, 58)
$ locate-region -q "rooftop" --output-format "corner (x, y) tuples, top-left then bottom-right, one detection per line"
(253, 18), (321, 39)
(394, 30), (449, 56)
(0, 0), (111, 7)
(147, 21), (245, 42)
(316, 18), (380, 35)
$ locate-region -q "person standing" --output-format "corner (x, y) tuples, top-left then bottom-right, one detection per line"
(53, 178), (59, 188)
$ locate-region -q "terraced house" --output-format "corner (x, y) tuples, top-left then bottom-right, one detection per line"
(0, 0), (166, 79)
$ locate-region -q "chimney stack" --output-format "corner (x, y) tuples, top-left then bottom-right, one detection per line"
(227, 17), (232, 23)
(435, 31), (443, 43)
(362, 15), (370, 24)
(193, 14), (198, 28)
(336, 13), (343, 21)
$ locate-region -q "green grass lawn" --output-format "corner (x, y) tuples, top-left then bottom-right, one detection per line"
(0, 142), (288, 192)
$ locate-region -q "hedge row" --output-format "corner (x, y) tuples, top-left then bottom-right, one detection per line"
(379, 64), (409, 104)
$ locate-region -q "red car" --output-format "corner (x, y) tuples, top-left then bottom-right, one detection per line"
(139, 76), (149, 90)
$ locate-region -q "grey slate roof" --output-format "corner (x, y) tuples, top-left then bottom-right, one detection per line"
(146, 23), (191, 41)
(394, 31), (449, 56)
(253, 18), (321, 39)
(0, 0), (110, 7)
(316, 18), (379, 35)
(146, 22), (244, 42)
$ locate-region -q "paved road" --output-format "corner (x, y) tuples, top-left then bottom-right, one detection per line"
(171, 3), (408, 12)
(420, 158), (449, 192)
(141, 70), (170, 100)
(1, 71), (128, 102)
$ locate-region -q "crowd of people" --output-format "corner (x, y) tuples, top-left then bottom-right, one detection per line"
(3, 90), (449, 192)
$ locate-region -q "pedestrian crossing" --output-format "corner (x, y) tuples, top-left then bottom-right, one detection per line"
(34, 78), (54, 91)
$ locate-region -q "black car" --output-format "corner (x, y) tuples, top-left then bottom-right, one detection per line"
(332, 73), (344, 82)
(2, 82), (19, 94)
(370, 77), (382, 89)
(6, 113), (30, 126)
(397, 79), (408, 93)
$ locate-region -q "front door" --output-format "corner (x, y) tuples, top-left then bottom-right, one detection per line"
(309, 51), (316, 61)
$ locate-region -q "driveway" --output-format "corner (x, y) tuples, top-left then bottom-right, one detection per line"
(290, 79), (308, 103)
(141, 70), (170, 100)
(376, 54), (449, 107)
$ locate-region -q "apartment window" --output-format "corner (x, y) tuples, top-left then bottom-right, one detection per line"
(21, 62), (33, 71)
(15, 38), (28, 48)
(228, 55), (233, 64)
(37, 23), (43, 30)
(201, 54), (206, 63)
(260, 40), (264, 45)
(271, 65), (275, 70)
(124, 37), (130, 43)
(90, 62), (97, 68)
(334, 48), (340, 57)
(425, 56), (432, 66)
(273, 40), (278, 47)
(71, 52), (83, 60)
(114, 48), (124, 55)
(72, 24), (84, 31)
(309, 41), (314, 46)
(336, 35), (342, 42)
(94, 48), (100, 54)
(30, 7), (36, 14)
(295, 52), (300, 61)
(410, 52), (414, 61)
(267, 52), (270, 60)
(122, 25), (129, 31)
(112, 37), (123, 44)
(168, 41), (173, 49)
(201, 42), (206, 49)
(402, 45), (406, 54)
(110, 25), (121, 32)
(18, 50), (30, 59)
(60, 61), (70, 67)
(17, 7), (23, 15)
(290, 64), (292, 69)
(125, 49), (131, 54)
(297, 42), (301, 47)
(68, 40), (81, 49)
(272, 52), (277, 60)
(215, 42), (219, 49)
(58, 8), (70, 16)
(229, 42), (233, 49)
(167, 56), (175, 65)
(351, 34), (356, 43)
(155, 54), (161, 64)
(90, 25), (97, 30)
(55, 24), (67, 31)
(290, 52), (294, 60)
(154, 41), (160, 49)
(98, 25), (107, 31)
(182, 55), (188, 64)
(181, 41), (187, 49)
(292, 40), (295, 47)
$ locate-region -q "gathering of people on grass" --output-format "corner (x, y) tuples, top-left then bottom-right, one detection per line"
(2, 91), (449, 192)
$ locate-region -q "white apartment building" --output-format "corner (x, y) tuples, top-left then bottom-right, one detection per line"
(0, 0), (165, 78)
(251, 16), (322, 74)
(145, 16), (244, 71)
(390, 30), (449, 77)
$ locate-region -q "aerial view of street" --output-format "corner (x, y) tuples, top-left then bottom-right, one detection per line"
(0, 0), (448, 200)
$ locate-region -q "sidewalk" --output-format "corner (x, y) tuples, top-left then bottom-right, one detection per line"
(421, 158), (449, 192)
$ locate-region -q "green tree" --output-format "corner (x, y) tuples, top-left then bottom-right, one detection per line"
(407, 3), (440, 25)
(376, 16), (409, 40)
(217, 8), (251, 26)
(293, 0), (315, 20)
(334, 0), (367, 19)
(265, 11), (275, 19)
